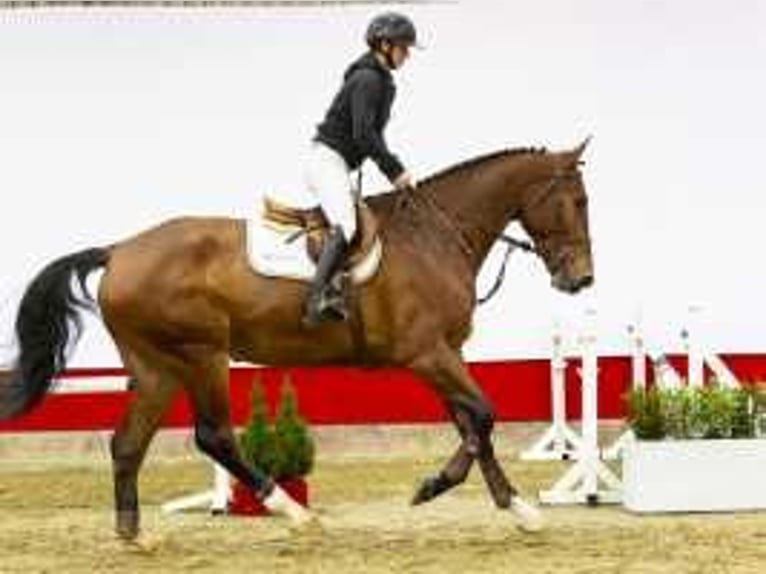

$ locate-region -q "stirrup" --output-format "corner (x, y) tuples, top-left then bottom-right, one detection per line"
(320, 290), (348, 321)
(302, 285), (348, 326)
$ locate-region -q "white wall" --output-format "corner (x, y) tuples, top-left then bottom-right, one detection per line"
(1, 1), (765, 366)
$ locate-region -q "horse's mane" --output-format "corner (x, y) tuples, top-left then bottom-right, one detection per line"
(367, 146), (547, 215)
(417, 146), (548, 188)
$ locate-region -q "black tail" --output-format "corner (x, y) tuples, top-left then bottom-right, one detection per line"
(0, 247), (109, 420)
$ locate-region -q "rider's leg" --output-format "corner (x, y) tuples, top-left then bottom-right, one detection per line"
(303, 142), (357, 325)
(304, 142), (357, 239)
(303, 225), (348, 325)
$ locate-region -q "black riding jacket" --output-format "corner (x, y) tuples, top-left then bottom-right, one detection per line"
(315, 51), (405, 182)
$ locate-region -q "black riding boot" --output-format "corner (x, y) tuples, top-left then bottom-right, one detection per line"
(303, 226), (349, 326)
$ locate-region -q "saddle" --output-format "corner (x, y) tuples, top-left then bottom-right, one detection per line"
(262, 196), (380, 270)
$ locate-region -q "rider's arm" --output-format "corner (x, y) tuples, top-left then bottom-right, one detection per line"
(349, 69), (405, 182)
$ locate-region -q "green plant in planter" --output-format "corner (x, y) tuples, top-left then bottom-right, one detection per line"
(626, 382), (761, 440)
(271, 378), (315, 480)
(238, 373), (315, 479)
(627, 385), (666, 440)
(698, 384), (737, 439)
(753, 383), (766, 436)
(731, 385), (757, 438)
(663, 387), (693, 439)
(239, 375), (278, 475)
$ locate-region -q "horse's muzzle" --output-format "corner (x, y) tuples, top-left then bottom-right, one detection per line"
(552, 272), (594, 294)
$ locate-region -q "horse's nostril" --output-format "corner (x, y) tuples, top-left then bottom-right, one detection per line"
(577, 275), (594, 290)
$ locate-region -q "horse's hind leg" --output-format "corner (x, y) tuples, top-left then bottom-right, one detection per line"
(110, 342), (178, 541)
(180, 347), (313, 525)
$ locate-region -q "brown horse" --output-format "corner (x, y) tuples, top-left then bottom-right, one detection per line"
(0, 141), (593, 541)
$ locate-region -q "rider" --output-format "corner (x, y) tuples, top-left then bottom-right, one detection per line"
(302, 12), (419, 326)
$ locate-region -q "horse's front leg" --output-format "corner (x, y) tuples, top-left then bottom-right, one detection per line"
(411, 397), (506, 506)
(411, 437), (474, 505)
(410, 343), (544, 532)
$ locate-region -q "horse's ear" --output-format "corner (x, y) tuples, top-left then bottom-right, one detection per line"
(573, 136), (592, 159)
(563, 136), (591, 169)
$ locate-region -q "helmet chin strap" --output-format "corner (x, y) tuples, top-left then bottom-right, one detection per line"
(385, 51), (397, 70)
(378, 43), (397, 70)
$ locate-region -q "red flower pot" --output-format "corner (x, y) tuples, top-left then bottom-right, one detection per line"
(229, 477), (309, 516)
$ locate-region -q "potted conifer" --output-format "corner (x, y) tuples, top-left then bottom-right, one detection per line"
(622, 382), (766, 513)
(230, 373), (315, 516)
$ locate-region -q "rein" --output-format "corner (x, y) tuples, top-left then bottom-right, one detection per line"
(407, 185), (538, 306)
(477, 234), (534, 305)
(416, 189), (477, 262)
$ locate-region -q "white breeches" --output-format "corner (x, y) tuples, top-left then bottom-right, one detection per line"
(303, 141), (356, 241)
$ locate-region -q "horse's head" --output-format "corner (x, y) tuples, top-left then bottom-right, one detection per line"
(518, 139), (594, 294)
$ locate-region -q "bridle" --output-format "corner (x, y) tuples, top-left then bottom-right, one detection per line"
(478, 169), (581, 305)
(518, 165), (582, 217)
(396, 166), (582, 305)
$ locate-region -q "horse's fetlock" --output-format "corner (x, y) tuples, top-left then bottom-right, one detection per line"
(465, 436), (481, 457)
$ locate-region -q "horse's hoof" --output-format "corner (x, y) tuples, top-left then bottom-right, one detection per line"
(411, 481), (431, 506)
(264, 485), (314, 526)
(286, 506), (317, 528)
(116, 528), (139, 543)
(119, 532), (163, 553)
(289, 513), (324, 537)
(510, 497), (545, 533)
(411, 476), (441, 506)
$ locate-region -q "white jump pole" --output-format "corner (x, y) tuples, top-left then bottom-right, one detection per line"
(539, 309), (622, 506)
(651, 353), (684, 389)
(629, 323), (646, 390)
(684, 305), (705, 387)
(579, 313), (599, 500)
(51, 376), (128, 395)
(641, 327), (684, 390)
(521, 325), (582, 461)
(683, 305), (739, 389)
(602, 321), (647, 460)
(704, 353), (739, 388)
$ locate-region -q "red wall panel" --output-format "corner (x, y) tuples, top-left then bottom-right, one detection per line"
(0, 354), (762, 432)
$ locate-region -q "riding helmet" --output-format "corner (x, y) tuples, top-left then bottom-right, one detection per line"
(365, 12), (418, 48)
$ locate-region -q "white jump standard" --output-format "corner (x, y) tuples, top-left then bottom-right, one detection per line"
(520, 328), (582, 461)
(538, 310), (621, 506)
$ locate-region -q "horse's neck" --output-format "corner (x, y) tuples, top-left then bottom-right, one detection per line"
(425, 153), (549, 270)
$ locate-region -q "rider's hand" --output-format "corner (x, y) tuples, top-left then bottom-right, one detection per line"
(394, 171), (417, 191)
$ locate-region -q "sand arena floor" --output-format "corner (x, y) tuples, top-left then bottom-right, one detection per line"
(1, 424), (765, 574)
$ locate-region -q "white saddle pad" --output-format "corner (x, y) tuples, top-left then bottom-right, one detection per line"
(246, 203), (383, 284)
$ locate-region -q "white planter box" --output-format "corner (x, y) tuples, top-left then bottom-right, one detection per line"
(622, 437), (766, 513)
